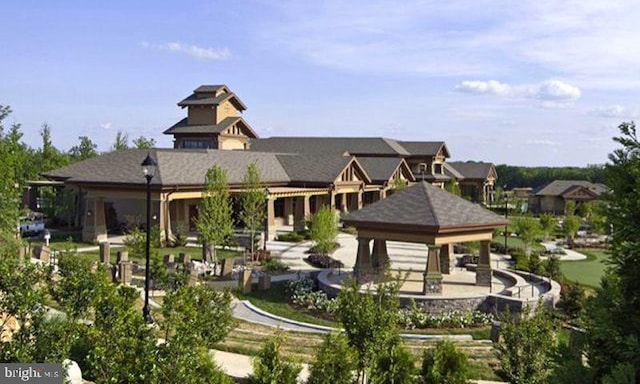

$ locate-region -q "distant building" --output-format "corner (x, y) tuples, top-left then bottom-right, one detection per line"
(528, 180), (609, 214)
(444, 161), (498, 204)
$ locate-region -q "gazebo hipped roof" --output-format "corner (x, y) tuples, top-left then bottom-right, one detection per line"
(342, 181), (507, 244)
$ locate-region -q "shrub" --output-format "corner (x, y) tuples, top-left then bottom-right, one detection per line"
(370, 339), (415, 384)
(276, 232), (305, 243)
(307, 333), (356, 384)
(305, 254), (344, 269)
(261, 259), (289, 273)
(309, 241), (339, 255)
(248, 336), (301, 384)
(419, 339), (469, 384)
(557, 281), (585, 319)
(170, 223), (188, 247)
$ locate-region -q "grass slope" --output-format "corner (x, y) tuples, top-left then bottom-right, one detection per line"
(560, 249), (609, 288)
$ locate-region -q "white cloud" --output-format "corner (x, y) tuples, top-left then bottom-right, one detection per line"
(454, 79), (581, 107)
(142, 41), (231, 61)
(591, 105), (627, 118)
(100, 122), (112, 130)
(256, 1), (640, 89)
(454, 80), (511, 96)
(532, 80), (581, 101)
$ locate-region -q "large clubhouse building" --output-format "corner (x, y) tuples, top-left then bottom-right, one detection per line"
(42, 85), (498, 243)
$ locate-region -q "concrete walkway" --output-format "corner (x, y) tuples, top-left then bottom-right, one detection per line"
(540, 241), (587, 261)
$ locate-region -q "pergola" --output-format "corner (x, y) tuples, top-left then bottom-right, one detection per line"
(341, 181), (508, 294)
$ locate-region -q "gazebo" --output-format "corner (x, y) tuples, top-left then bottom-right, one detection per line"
(341, 181), (508, 294)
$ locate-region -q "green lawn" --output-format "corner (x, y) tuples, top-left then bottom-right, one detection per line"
(560, 249), (609, 288)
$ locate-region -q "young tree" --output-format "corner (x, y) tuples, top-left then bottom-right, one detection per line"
(419, 339), (469, 384)
(564, 200), (577, 216)
(337, 278), (401, 384)
(444, 179), (461, 196)
(248, 336), (301, 384)
(240, 163), (266, 257)
(69, 136), (98, 161)
(196, 165), (234, 263)
(307, 333), (356, 384)
(309, 206), (338, 256)
(495, 306), (558, 384)
(111, 131), (129, 151)
(538, 213), (557, 240)
(562, 215), (581, 246)
(513, 216), (542, 255)
(132, 136), (156, 149)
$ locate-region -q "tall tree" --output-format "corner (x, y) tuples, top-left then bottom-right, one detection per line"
(35, 123), (69, 172)
(0, 106), (23, 240)
(132, 136), (156, 149)
(111, 131), (129, 151)
(69, 136), (98, 161)
(584, 121), (640, 380)
(538, 213), (557, 240)
(196, 165), (234, 263)
(240, 163), (266, 257)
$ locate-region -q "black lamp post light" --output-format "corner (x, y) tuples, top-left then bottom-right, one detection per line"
(141, 153), (157, 323)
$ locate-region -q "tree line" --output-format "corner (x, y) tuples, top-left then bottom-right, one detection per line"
(496, 164), (606, 189)
(0, 105), (157, 189)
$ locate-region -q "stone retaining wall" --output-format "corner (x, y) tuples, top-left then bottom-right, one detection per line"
(316, 269), (562, 315)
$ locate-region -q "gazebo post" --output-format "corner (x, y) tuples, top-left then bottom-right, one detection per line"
(371, 239), (389, 281)
(439, 243), (453, 274)
(354, 237), (373, 283)
(423, 244), (443, 294)
(475, 240), (492, 287)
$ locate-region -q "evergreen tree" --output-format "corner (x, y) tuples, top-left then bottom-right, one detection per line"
(307, 333), (356, 384)
(111, 131), (129, 151)
(419, 339), (469, 384)
(248, 336), (301, 384)
(309, 206), (338, 255)
(132, 136), (156, 149)
(69, 136), (98, 161)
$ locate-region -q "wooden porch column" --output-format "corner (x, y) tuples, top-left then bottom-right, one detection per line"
(440, 243), (453, 274)
(266, 197), (276, 240)
(340, 193), (348, 213)
(379, 188), (387, 200)
(357, 190), (364, 210)
(284, 197), (294, 226)
(423, 244), (443, 294)
(294, 196), (310, 232)
(371, 239), (389, 280)
(476, 240), (492, 286)
(354, 237), (373, 283)
(329, 191), (336, 210)
(82, 196), (107, 243)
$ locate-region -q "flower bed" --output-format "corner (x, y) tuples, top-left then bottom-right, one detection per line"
(305, 254), (344, 269)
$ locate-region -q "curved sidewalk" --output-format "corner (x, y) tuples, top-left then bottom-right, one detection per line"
(232, 300), (473, 341)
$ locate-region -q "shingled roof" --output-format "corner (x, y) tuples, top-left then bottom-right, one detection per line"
(399, 141), (449, 157)
(276, 154), (370, 184)
(533, 180), (609, 197)
(163, 116), (244, 135)
(356, 157), (412, 183)
(446, 161), (496, 180)
(43, 149), (290, 186)
(342, 181), (507, 230)
(250, 137), (411, 156)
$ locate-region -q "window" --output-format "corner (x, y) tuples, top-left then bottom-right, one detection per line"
(434, 164), (443, 174)
(182, 140), (210, 149)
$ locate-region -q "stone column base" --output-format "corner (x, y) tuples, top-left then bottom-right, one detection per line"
(476, 265), (492, 286)
(423, 272), (443, 294)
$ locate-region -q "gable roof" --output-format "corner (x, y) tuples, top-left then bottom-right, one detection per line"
(250, 137), (411, 156)
(533, 180), (609, 197)
(357, 157), (414, 184)
(446, 161), (496, 180)
(163, 116), (258, 138)
(443, 163), (465, 180)
(194, 84), (228, 93)
(399, 141), (450, 158)
(275, 154), (371, 184)
(43, 149), (290, 187)
(342, 181), (507, 230)
(177, 91), (247, 111)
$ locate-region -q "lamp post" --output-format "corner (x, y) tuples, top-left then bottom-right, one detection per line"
(503, 185), (508, 255)
(141, 153), (157, 323)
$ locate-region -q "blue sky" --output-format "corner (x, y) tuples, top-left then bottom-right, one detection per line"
(1, 0), (638, 166)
